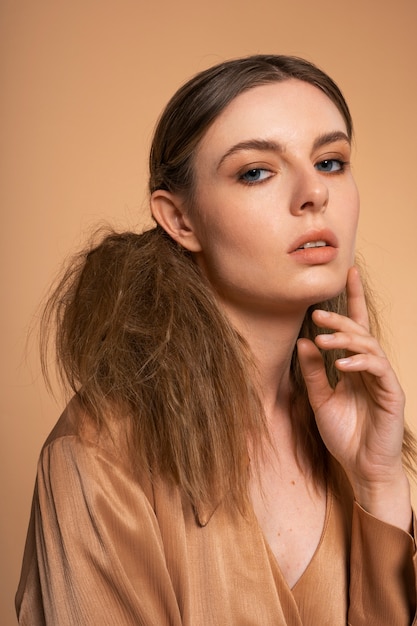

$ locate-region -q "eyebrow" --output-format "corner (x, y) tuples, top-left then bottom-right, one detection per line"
(312, 130), (350, 151)
(217, 130), (350, 171)
(217, 139), (283, 170)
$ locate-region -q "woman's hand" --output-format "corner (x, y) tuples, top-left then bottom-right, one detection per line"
(297, 266), (412, 531)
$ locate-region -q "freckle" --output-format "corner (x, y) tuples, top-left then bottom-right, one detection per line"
(291, 480), (295, 485)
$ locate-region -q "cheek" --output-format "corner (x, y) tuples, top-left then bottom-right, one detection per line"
(341, 181), (360, 235)
(190, 191), (242, 250)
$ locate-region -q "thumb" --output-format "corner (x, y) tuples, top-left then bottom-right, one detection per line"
(297, 338), (333, 411)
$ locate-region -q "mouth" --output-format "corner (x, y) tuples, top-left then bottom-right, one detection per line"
(289, 229), (338, 254)
(288, 229), (339, 265)
(296, 240), (328, 250)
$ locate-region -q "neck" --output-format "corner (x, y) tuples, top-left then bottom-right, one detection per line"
(221, 303), (307, 422)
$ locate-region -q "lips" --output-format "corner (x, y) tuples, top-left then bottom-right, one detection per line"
(288, 229), (338, 254)
(288, 228), (339, 265)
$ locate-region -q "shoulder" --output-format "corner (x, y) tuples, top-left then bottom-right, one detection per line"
(42, 395), (130, 461)
(37, 395), (155, 509)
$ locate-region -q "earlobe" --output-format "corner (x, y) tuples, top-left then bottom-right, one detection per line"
(151, 190), (202, 252)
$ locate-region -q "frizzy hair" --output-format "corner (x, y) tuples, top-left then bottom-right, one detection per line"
(42, 227), (268, 511)
(41, 55), (416, 512)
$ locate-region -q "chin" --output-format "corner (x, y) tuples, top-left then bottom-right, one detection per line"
(300, 271), (348, 308)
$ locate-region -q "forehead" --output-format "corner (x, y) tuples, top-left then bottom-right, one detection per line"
(196, 79), (348, 160)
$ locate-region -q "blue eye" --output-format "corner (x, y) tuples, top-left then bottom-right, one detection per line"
(239, 168), (271, 184)
(315, 159), (345, 173)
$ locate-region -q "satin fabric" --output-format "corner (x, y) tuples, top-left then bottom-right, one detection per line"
(16, 398), (417, 625)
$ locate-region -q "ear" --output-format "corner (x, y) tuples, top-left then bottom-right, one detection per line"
(151, 190), (202, 252)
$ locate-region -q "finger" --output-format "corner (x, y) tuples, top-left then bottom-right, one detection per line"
(335, 354), (405, 413)
(346, 266), (370, 331)
(314, 330), (385, 357)
(335, 354), (400, 387)
(297, 338), (333, 410)
(312, 308), (369, 336)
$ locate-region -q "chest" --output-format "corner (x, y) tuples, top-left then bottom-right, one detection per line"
(249, 459), (328, 589)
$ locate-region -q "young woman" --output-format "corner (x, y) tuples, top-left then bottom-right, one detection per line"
(16, 55), (417, 625)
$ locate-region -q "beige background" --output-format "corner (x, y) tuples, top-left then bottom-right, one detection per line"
(1, 0), (416, 622)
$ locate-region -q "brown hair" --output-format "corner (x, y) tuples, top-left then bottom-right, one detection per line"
(42, 55), (416, 513)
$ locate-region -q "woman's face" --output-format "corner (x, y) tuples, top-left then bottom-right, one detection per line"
(187, 79), (359, 319)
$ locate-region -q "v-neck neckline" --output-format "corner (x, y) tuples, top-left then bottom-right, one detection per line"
(257, 485), (332, 593)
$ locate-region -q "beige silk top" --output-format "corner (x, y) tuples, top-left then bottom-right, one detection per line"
(16, 399), (417, 625)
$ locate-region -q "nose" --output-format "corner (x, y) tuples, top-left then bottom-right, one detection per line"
(290, 166), (329, 215)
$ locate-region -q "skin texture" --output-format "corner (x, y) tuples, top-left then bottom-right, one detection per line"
(151, 79), (412, 583)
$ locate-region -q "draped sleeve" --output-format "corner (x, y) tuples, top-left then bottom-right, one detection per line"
(348, 501), (417, 625)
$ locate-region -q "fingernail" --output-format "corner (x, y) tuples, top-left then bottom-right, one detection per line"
(317, 333), (334, 342)
(336, 357), (351, 366)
